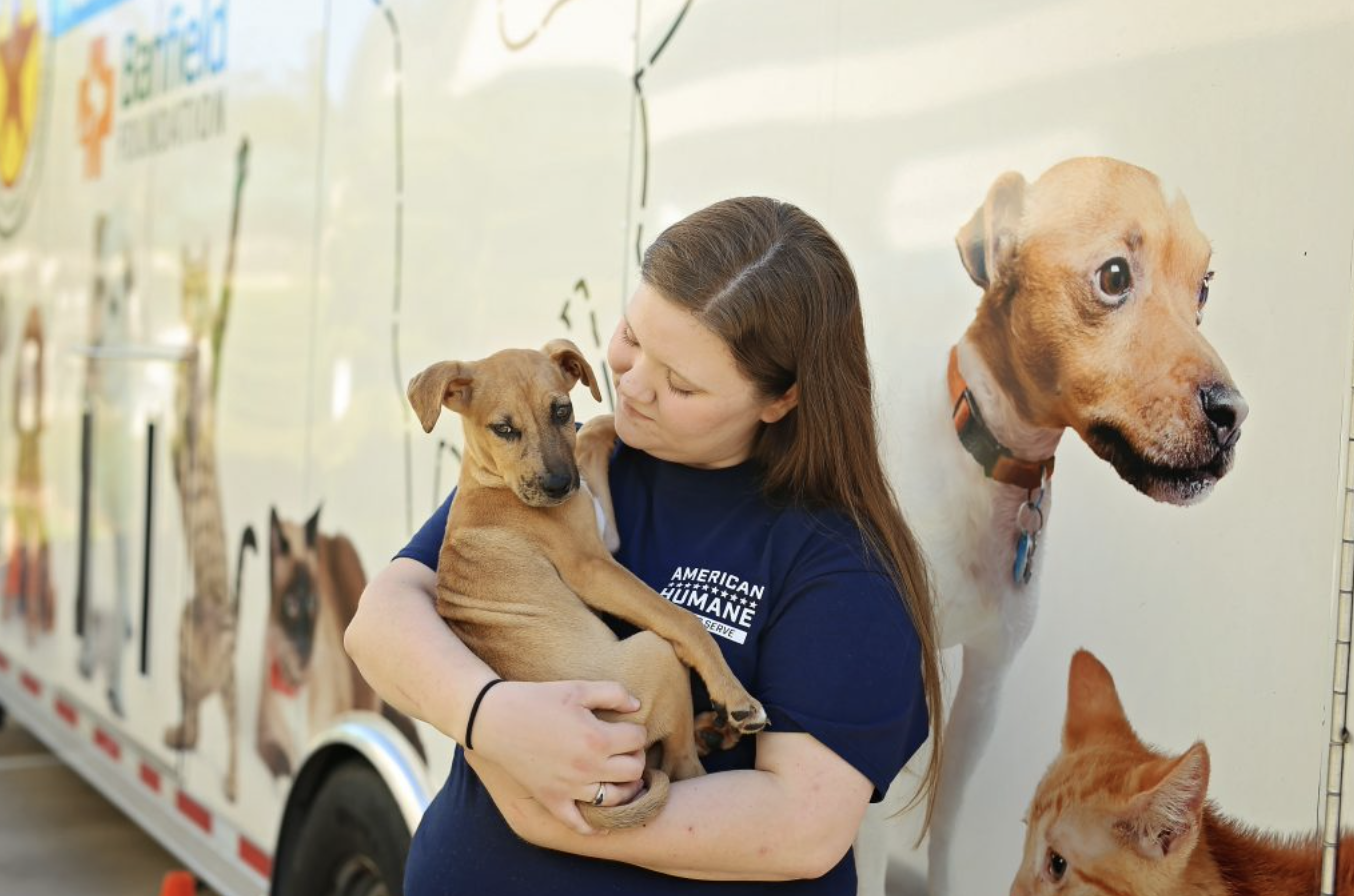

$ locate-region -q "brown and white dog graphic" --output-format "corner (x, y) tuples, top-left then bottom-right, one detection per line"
(858, 157), (1247, 895)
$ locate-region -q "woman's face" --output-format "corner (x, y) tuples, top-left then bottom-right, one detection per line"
(607, 282), (795, 469)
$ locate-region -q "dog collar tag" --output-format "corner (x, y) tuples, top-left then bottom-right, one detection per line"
(1013, 531), (1038, 586)
(1012, 489), (1045, 586)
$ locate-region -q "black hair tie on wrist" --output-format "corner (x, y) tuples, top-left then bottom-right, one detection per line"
(464, 678), (505, 751)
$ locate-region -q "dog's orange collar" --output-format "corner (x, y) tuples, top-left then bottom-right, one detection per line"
(948, 346), (1055, 491)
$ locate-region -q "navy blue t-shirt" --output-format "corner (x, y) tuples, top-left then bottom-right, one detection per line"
(400, 442), (928, 895)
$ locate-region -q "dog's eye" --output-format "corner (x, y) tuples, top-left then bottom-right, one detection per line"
(553, 404), (572, 424)
(490, 423), (518, 440)
(1197, 271), (1214, 323)
(1045, 848), (1068, 883)
(1096, 258), (1133, 302)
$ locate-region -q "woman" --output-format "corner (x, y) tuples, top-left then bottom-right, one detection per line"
(345, 197), (943, 894)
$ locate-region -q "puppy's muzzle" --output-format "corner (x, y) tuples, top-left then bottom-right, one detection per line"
(539, 471), (577, 502)
(516, 468), (580, 507)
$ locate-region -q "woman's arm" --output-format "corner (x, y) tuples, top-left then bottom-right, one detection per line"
(467, 729), (874, 881)
(344, 558), (649, 835)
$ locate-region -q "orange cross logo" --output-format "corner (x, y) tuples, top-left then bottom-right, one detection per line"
(78, 36), (112, 179)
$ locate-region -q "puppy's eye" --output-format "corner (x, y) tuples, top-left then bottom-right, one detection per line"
(1096, 257), (1133, 302)
(553, 404), (572, 424)
(1045, 848), (1068, 882)
(490, 423), (518, 440)
(1197, 271), (1214, 324)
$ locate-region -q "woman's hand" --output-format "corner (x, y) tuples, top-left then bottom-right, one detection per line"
(469, 679), (648, 835)
(346, 560), (647, 834)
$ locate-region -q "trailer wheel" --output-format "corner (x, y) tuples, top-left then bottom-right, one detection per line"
(273, 760), (409, 896)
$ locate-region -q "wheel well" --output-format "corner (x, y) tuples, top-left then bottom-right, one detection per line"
(271, 744), (367, 891)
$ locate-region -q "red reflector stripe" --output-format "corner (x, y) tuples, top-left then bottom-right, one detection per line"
(19, 672), (40, 696)
(139, 763), (161, 793)
(93, 728), (121, 761)
(54, 698), (77, 727)
(238, 837), (272, 879)
(0, 651), (9, 671)
(176, 791), (212, 834)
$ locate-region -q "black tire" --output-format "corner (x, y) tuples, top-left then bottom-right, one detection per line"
(273, 761), (409, 896)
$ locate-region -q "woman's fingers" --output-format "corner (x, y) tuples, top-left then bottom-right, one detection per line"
(583, 778), (645, 808)
(564, 680), (647, 758)
(601, 748), (646, 784)
(547, 798), (596, 836)
(597, 718), (647, 758)
(573, 679), (641, 715)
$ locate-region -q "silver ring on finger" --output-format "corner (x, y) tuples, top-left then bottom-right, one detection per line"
(591, 783), (606, 806)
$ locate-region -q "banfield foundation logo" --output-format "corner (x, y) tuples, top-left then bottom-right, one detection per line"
(0, 1), (50, 237)
(78, 1), (229, 179)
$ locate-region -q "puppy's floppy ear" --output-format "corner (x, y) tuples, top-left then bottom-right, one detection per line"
(543, 338), (602, 402)
(956, 171), (1027, 290)
(407, 360), (476, 433)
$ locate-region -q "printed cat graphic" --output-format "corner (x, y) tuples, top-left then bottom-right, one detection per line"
(163, 138), (253, 803)
(1012, 649), (1354, 896)
(256, 506), (423, 778)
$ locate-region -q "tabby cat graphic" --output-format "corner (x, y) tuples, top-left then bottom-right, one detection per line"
(163, 137), (251, 802)
(1012, 649), (1354, 896)
(256, 506), (423, 779)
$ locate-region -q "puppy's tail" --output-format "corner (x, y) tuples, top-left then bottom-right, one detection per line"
(577, 768), (670, 830)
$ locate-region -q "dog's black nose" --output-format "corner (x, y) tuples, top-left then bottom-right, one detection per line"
(540, 472), (574, 499)
(1200, 384), (1248, 449)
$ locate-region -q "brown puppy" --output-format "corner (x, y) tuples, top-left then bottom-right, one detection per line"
(407, 339), (767, 829)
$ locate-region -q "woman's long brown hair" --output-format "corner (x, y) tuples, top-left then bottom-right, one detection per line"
(640, 196), (944, 829)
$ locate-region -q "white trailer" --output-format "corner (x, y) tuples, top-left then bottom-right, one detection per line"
(0, 2), (1349, 894)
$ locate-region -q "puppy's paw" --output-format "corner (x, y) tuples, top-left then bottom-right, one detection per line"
(694, 710), (742, 757)
(711, 697), (768, 735)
